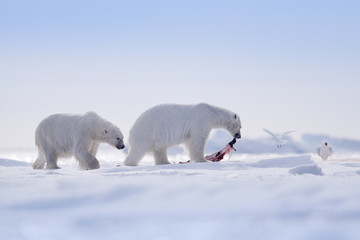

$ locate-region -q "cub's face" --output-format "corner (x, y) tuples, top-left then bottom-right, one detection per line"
(230, 114), (242, 139)
(102, 127), (125, 150)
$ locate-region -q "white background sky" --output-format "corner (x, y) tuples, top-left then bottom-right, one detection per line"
(1, 0), (359, 149)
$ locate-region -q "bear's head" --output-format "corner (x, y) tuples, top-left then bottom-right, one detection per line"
(102, 126), (125, 150)
(227, 113), (242, 139)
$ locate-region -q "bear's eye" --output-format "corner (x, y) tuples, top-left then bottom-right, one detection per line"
(116, 137), (120, 140)
(234, 114), (237, 119)
(104, 130), (108, 134)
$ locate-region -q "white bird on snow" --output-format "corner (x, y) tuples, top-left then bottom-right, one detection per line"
(263, 128), (297, 148)
(317, 140), (333, 160)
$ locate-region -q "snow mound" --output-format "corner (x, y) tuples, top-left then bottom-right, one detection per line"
(289, 164), (324, 176)
(248, 154), (313, 168)
(0, 158), (30, 167)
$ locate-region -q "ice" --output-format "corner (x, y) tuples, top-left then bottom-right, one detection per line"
(1, 150), (360, 240)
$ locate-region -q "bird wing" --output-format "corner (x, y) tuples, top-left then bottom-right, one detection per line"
(282, 129), (297, 136)
(317, 147), (321, 156)
(263, 128), (276, 138)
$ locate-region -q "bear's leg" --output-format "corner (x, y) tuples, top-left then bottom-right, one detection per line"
(124, 147), (147, 166)
(88, 142), (100, 156)
(44, 149), (60, 169)
(153, 148), (170, 165)
(33, 149), (46, 169)
(188, 137), (207, 163)
(75, 150), (100, 170)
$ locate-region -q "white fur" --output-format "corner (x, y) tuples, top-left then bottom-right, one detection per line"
(33, 111), (124, 170)
(124, 103), (242, 166)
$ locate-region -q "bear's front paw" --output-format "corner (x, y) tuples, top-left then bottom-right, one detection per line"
(81, 159), (100, 170)
(124, 159), (138, 166)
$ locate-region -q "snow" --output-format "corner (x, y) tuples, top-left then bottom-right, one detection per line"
(1, 149), (360, 240)
(289, 164), (324, 176)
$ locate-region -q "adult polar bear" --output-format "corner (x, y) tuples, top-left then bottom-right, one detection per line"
(33, 111), (125, 170)
(124, 103), (241, 166)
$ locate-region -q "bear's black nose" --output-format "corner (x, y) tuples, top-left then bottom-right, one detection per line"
(117, 143), (125, 150)
(234, 132), (241, 139)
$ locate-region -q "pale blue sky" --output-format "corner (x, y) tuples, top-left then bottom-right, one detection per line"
(1, 0), (359, 149)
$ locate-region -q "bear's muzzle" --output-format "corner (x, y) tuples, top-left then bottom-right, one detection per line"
(116, 142), (125, 150)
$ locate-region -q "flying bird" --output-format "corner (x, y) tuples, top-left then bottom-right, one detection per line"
(317, 140), (333, 160)
(263, 128), (297, 148)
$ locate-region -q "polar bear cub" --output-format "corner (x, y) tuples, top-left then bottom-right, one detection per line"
(33, 111), (125, 170)
(124, 103), (241, 166)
